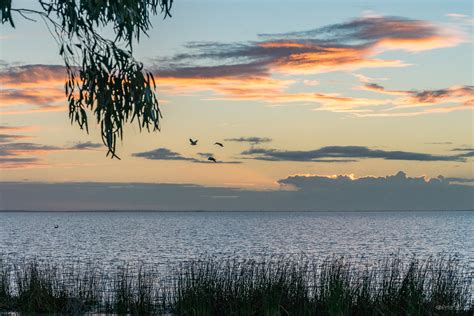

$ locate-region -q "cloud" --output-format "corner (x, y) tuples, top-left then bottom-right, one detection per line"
(0, 157), (39, 163)
(0, 142), (60, 168)
(274, 171), (473, 210)
(0, 125), (36, 132)
(451, 147), (474, 152)
(197, 152), (214, 158)
(68, 141), (103, 150)
(209, 91), (387, 113)
(443, 177), (474, 184)
(1, 171), (472, 211)
(0, 140), (105, 169)
(241, 146), (465, 162)
(133, 148), (197, 161)
(0, 89), (65, 106)
(359, 83), (408, 95)
(360, 83), (473, 104)
(447, 13), (468, 18)
(0, 142), (62, 157)
(302, 80), (320, 86)
(457, 151), (474, 157)
(0, 134), (31, 143)
(279, 171), (427, 189)
(1, 106), (65, 115)
(0, 157), (42, 169)
(0, 64), (66, 88)
(354, 82), (474, 116)
(353, 105), (471, 117)
(353, 73), (388, 83)
(155, 18), (417, 80)
(403, 86), (474, 107)
(132, 148), (241, 164)
(1, 17), (466, 117)
(149, 16), (464, 115)
(268, 16), (463, 52)
(193, 159), (242, 165)
(0, 64), (66, 115)
(425, 142), (453, 145)
(446, 13), (474, 26)
(225, 137), (273, 145)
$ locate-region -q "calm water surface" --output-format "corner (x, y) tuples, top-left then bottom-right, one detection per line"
(0, 211), (472, 268)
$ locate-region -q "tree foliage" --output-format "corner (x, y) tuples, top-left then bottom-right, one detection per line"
(1, 0), (173, 158)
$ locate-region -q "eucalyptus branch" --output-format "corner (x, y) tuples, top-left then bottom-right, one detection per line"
(2, 0), (172, 158)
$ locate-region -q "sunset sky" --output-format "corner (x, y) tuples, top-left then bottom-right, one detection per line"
(0, 0), (473, 210)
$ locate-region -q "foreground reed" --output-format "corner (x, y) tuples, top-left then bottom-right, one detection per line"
(0, 255), (472, 315)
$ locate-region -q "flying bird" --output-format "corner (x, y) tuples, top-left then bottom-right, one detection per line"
(214, 142), (224, 147)
(208, 157), (217, 163)
(189, 138), (198, 146)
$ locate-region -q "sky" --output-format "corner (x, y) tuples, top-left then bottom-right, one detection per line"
(0, 0), (473, 210)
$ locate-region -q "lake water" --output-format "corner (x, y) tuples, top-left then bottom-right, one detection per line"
(0, 211), (473, 270)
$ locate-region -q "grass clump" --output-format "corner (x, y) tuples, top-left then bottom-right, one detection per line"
(14, 261), (67, 313)
(0, 258), (11, 311)
(0, 255), (471, 315)
(13, 261), (101, 314)
(111, 266), (157, 314)
(171, 256), (473, 315)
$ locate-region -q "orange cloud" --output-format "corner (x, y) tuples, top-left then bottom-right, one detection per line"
(1, 16), (466, 118)
(374, 34), (462, 52)
(0, 143), (63, 156)
(0, 65), (67, 115)
(355, 104), (472, 117)
(0, 64), (65, 89)
(208, 91), (386, 111)
(0, 125), (37, 132)
(0, 88), (65, 106)
(0, 140), (103, 169)
(150, 16), (464, 116)
(0, 157), (45, 169)
(358, 83), (409, 95)
(0, 134), (32, 142)
(404, 86), (474, 106)
(1, 106), (65, 115)
(351, 80), (473, 116)
(362, 84), (474, 108)
(158, 76), (292, 96)
(271, 45), (407, 74)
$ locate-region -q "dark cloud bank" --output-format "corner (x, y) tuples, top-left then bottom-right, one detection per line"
(132, 148), (241, 164)
(1, 172), (472, 211)
(241, 146), (465, 162)
(225, 137), (273, 145)
(0, 141), (103, 168)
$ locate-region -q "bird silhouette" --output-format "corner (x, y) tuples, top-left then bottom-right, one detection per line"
(214, 142), (224, 147)
(189, 138), (198, 145)
(54, 225), (59, 229)
(208, 157), (217, 163)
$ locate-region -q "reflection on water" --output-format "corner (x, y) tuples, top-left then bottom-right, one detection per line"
(0, 211), (472, 269)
